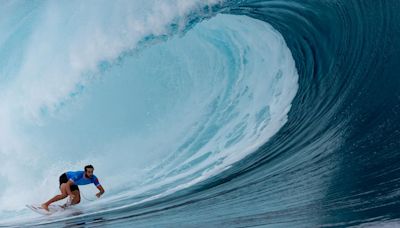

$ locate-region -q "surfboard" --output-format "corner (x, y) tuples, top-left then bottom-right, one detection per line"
(26, 204), (65, 215)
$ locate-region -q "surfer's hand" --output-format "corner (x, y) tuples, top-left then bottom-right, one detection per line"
(96, 192), (102, 198)
(69, 194), (75, 200)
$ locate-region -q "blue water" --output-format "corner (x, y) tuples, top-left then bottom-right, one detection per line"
(1, 0), (399, 227)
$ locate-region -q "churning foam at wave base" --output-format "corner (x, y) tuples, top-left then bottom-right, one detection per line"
(0, 2), (298, 220)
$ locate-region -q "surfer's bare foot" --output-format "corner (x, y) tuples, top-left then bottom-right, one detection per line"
(41, 204), (49, 211)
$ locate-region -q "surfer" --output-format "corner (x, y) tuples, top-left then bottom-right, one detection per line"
(41, 165), (105, 211)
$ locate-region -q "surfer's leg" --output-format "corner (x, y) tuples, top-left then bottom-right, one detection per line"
(41, 183), (68, 211)
(71, 190), (81, 205)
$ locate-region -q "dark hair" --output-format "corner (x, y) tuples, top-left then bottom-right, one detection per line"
(84, 165), (94, 172)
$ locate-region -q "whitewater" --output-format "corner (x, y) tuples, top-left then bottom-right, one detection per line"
(1, 0), (400, 227)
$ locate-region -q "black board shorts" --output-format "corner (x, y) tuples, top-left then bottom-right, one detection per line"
(59, 173), (79, 192)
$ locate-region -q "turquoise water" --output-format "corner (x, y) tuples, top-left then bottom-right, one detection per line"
(1, 0), (400, 227)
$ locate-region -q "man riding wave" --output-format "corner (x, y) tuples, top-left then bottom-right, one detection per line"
(41, 165), (105, 211)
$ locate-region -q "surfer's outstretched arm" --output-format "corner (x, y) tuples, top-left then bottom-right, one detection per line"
(96, 185), (105, 198)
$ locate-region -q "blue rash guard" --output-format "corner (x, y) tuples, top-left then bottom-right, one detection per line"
(65, 171), (101, 187)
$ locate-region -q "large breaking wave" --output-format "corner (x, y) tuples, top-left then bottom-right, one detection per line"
(1, 0), (400, 227)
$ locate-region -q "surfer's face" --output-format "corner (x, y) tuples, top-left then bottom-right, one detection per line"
(85, 168), (94, 178)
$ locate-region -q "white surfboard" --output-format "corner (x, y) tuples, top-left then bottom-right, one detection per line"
(26, 204), (65, 215)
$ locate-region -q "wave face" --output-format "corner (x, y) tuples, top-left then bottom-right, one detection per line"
(1, 0), (400, 227)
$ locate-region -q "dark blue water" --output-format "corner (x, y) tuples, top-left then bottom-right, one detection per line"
(1, 0), (400, 227)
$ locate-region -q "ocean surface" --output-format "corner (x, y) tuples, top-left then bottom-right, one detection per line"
(0, 0), (399, 227)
